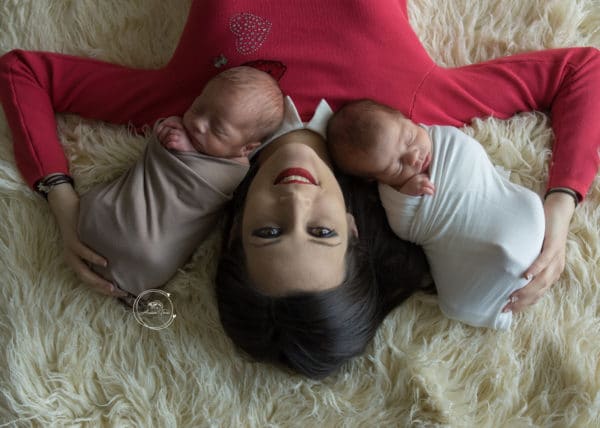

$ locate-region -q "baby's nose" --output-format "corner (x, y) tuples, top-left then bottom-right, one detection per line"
(404, 150), (419, 166)
(196, 118), (209, 134)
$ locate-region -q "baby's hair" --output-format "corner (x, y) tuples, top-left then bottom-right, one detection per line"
(208, 66), (284, 140)
(327, 99), (402, 174)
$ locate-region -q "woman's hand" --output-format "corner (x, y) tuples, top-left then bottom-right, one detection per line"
(47, 183), (127, 297)
(503, 191), (576, 313)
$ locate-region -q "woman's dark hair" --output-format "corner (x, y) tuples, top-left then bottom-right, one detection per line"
(340, 176), (434, 316)
(215, 163), (432, 379)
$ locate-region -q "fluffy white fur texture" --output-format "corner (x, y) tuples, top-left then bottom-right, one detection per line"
(0, 1), (599, 426)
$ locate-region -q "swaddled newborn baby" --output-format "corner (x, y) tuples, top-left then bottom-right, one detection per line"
(78, 66), (284, 297)
(328, 99), (545, 329)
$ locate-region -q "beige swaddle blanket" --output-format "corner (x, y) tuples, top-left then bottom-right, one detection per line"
(78, 136), (248, 296)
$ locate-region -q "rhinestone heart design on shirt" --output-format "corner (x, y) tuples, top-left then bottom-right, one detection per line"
(229, 12), (272, 55)
(241, 60), (287, 81)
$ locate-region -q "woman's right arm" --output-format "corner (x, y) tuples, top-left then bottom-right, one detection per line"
(46, 183), (128, 296)
(0, 49), (195, 188)
(0, 50), (195, 292)
(0, 1), (244, 292)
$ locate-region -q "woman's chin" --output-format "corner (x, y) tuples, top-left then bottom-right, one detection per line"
(262, 143), (323, 176)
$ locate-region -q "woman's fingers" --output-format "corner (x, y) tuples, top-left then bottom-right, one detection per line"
(64, 242), (128, 297)
(503, 231), (565, 313)
(73, 240), (107, 268)
(503, 254), (561, 313)
(502, 191), (574, 313)
(46, 182), (127, 297)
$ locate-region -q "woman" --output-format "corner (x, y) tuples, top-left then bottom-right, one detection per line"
(216, 98), (432, 378)
(0, 0), (598, 376)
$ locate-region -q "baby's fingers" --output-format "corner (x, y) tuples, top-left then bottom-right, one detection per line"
(161, 116), (183, 130)
(156, 125), (173, 143)
(154, 121), (166, 135)
(422, 181), (435, 195)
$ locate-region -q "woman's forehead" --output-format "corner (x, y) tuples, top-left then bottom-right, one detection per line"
(245, 239), (347, 295)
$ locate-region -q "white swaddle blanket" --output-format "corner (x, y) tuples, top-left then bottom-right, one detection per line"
(379, 125), (545, 329)
(78, 136), (248, 296)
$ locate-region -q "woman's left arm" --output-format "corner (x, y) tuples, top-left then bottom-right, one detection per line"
(503, 191), (576, 313)
(412, 48), (600, 311)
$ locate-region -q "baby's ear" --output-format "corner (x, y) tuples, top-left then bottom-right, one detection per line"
(241, 141), (261, 156)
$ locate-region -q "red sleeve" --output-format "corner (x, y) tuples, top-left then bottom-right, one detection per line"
(0, 49), (203, 188)
(2, 0), (598, 198)
(410, 48), (600, 199)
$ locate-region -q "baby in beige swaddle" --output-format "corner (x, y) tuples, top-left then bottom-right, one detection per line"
(78, 66), (284, 298)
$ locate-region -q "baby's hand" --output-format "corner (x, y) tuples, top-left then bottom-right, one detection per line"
(155, 116), (195, 152)
(395, 173), (435, 196)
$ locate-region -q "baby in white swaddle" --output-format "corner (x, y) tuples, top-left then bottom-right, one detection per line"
(327, 99), (545, 330)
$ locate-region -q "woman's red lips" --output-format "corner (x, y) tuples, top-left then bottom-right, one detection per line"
(274, 168), (318, 185)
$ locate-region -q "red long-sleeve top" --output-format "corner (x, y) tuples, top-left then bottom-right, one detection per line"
(1, 0), (599, 198)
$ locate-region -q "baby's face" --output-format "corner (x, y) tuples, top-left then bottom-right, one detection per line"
(343, 112), (432, 187)
(182, 84), (257, 158)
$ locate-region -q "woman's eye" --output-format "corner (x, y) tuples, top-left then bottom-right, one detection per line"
(252, 227), (282, 239)
(308, 227), (338, 238)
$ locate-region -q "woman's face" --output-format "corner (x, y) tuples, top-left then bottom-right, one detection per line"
(242, 131), (352, 296)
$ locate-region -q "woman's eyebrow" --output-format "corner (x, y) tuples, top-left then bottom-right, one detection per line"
(249, 239), (342, 248)
(308, 239), (342, 247)
(248, 240), (281, 247)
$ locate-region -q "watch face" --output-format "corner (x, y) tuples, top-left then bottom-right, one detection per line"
(133, 289), (176, 330)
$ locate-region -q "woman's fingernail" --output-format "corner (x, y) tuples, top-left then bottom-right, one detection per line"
(525, 273), (533, 281)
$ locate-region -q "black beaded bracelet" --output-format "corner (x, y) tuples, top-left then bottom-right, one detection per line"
(35, 174), (74, 199)
(544, 187), (579, 207)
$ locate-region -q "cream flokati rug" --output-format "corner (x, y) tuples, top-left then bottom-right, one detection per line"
(0, 0), (599, 426)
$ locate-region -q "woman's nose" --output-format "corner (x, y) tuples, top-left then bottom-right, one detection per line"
(279, 192), (315, 222)
(278, 191), (312, 206)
